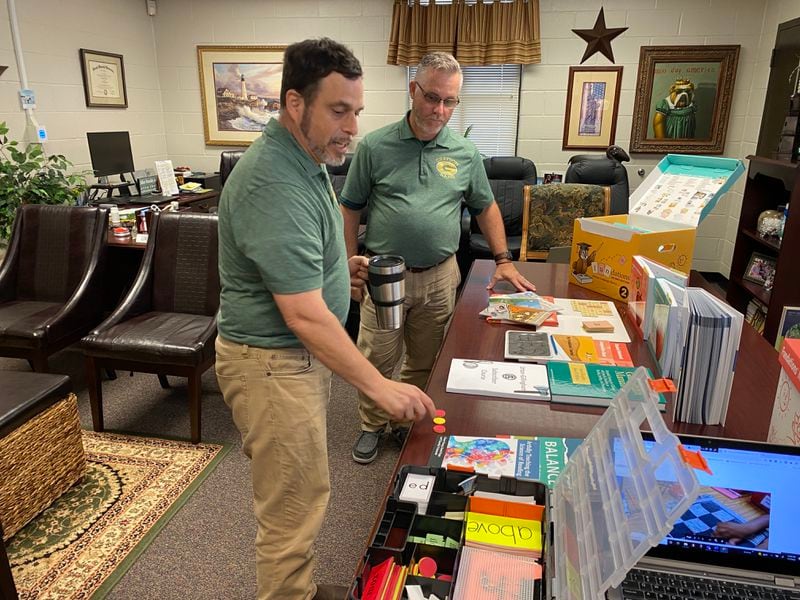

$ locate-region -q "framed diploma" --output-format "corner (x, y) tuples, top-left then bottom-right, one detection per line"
(79, 49), (128, 108)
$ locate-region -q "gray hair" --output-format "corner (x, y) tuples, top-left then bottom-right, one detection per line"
(415, 52), (461, 80)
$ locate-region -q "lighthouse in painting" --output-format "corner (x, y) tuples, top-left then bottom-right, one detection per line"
(240, 73), (247, 100)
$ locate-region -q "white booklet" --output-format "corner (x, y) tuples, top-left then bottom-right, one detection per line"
(446, 359), (550, 401)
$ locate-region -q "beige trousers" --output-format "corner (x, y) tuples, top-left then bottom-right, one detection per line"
(357, 255), (460, 431)
(215, 336), (332, 600)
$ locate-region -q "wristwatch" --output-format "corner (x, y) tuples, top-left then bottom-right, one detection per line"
(493, 250), (513, 263)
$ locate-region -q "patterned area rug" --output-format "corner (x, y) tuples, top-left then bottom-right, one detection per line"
(7, 431), (229, 599)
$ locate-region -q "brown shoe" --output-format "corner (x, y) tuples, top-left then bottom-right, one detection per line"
(313, 583), (349, 600)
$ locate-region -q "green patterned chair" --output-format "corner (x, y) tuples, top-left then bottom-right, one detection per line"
(520, 184), (610, 261)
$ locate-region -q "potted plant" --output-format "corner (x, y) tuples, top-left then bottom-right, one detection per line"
(0, 122), (88, 241)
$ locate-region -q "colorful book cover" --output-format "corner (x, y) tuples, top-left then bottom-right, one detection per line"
(547, 362), (666, 410)
(551, 334), (633, 367)
(427, 435), (582, 487)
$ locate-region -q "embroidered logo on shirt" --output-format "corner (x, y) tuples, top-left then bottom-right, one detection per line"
(436, 157), (458, 179)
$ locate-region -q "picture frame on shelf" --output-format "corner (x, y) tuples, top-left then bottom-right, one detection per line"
(542, 172), (564, 184)
(79, 49), (128, 108)
(775, 306), (800, 351)
(629, 45), (740, 154)
(743, 252), (777, 286)
(562, 66), (623, 150)
(197, 45), (286, 146)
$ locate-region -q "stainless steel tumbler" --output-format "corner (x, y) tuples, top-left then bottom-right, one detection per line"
(367, 255), (405, 330)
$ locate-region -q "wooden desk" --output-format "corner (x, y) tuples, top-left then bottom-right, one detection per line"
(352, 260), (782, 585)
(106, 190), (219, 249)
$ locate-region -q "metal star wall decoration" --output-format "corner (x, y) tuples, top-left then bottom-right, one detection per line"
(572, 7), (628, 64)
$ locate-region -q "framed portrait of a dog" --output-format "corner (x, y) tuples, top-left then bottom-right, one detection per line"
(630, 45), (740, 154)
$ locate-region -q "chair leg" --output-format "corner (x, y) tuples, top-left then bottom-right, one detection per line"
(158, 374), (171, 389)
(187, 371), (202, 444)
(85, 356), (105, 432)
(29, 355), (49, 372)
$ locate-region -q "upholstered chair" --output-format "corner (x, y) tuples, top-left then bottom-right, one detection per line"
(82, 211), (219, 443)
(219, 150), (245, 189)
(0, 205), (108, 371)
(520, 184), (610, 262)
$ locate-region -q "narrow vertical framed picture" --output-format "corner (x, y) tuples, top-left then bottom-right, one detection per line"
(775, 306), (800, 351)
(79, 49), (128, 108)
(562, 66), (623, 150)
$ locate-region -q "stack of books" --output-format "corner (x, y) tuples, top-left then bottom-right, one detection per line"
(479, 292), (560, 328)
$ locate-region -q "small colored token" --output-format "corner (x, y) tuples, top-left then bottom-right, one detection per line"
(417, 556), (438, 578)
(433, 417), (446, 425)
(435, 409), (446, 417)
(433, 424), (446, 434)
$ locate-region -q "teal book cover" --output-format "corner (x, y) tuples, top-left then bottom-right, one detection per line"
(547, 362), (666, 410)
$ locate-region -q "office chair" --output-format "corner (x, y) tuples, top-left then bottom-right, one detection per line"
(0, 205), (108, 371)
(520, 184), (610, 261)
(467, 156), (538, 260)
(219, 150), (245, 188)
(564, 145), (630, 215)
(82, 211), (219, 443)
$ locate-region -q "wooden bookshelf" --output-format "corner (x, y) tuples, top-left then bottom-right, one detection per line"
(726, 156), (800, 344)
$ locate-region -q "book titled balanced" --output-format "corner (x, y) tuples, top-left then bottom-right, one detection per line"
(546, 362), (667, 411)
(446, 359), (550, 401)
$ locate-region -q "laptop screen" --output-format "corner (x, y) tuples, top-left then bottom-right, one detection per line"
(640, 433), (800, 576)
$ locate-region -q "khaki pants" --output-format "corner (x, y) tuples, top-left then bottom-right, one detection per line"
(215, 336), (331, 600)
(357, 255), (460, 431)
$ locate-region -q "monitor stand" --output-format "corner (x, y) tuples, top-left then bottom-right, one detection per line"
(90, 174), (135, 198)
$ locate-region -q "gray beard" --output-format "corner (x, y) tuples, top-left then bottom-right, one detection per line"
(300, 110), (345, 167)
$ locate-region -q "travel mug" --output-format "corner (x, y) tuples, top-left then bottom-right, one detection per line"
(367, 255), (405, 330)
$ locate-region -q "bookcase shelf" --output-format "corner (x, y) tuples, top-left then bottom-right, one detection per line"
(726, 156), (800, 344)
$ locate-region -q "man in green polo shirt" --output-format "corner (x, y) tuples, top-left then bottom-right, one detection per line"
(341, 52), (536, 464)
(215, 38), (435, 600)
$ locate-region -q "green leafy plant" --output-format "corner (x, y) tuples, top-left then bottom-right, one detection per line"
(0, 122), (88, 240)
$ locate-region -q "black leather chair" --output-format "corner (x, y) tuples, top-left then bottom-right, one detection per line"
(219, 150), (245, 188)
(564, 145), (630, 215)
(0, 205), (108, 371)
(467, 156), (537, 260)
(82, 211), (219, 443)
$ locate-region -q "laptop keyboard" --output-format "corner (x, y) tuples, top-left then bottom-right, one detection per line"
(617, 568), (800, 600)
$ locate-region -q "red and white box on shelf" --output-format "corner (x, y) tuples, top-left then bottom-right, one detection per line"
(768, 338), (800, 446)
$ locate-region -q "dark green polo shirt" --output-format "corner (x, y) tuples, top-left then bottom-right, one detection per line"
(340, 113), (494, 268)
(217, 119), (350, 348)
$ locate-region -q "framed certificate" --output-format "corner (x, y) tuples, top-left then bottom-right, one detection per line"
(79, 49), (128, 108)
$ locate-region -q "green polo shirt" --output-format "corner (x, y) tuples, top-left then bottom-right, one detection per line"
(340, 113), (494, 268)
(217, 118), (350, 348)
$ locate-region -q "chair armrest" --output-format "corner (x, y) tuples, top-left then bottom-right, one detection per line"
(0, 214), (22, 302)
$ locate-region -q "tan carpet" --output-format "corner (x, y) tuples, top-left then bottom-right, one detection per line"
(7, 431), (229, 599)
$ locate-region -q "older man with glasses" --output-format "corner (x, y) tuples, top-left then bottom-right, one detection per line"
(340, 51), (536, 465)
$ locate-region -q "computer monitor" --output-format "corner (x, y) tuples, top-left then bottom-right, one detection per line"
(86, 131), (135, 179)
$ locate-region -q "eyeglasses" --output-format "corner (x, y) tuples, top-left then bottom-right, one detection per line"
(415, 82), (460, 109)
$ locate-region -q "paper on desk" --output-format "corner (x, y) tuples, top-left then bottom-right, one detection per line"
(155, 160), (179, 196)
(538, 298), (631, 343)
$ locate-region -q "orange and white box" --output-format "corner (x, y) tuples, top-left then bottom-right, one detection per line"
(769, 338), (800, 446)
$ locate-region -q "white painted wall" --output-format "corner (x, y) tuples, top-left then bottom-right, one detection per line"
(1, 0), (798, 275)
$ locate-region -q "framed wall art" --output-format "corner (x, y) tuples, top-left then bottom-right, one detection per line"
(79, 49), (128, 108)
(743, 252), (777, 286)
(562, 66), (623, 150)
(630, 45), (740, 154)
(197, 45), (286, 146)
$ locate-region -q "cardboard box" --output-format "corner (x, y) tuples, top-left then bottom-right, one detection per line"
(768, 338), (800, 446)
(569, 154), (744, 301)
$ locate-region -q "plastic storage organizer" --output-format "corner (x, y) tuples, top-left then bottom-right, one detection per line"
(350, 368), (702, 599)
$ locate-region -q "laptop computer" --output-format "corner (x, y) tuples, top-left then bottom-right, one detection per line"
(608, 433), (800, 599)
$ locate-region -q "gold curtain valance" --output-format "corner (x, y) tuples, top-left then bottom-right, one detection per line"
(387, 0), (541, 67)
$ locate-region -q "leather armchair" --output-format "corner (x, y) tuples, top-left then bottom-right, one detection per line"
(468, 156), (538, 260)
(82, 211), (219, 443)
(565, 147), (630, 215)
(0, 205), (108, 371)
(219, 150), (245, 188)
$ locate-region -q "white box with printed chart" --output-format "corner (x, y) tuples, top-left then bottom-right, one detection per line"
(768, 338), (800, 446)
(570, 154), (744, 301)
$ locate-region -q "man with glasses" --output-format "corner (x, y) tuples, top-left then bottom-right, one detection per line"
(341, 51), (535, 464)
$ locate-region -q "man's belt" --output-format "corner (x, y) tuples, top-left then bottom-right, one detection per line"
(365, 249), (451, 273)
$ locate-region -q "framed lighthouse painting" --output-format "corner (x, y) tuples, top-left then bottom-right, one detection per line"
(197, 45), (286, 146)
